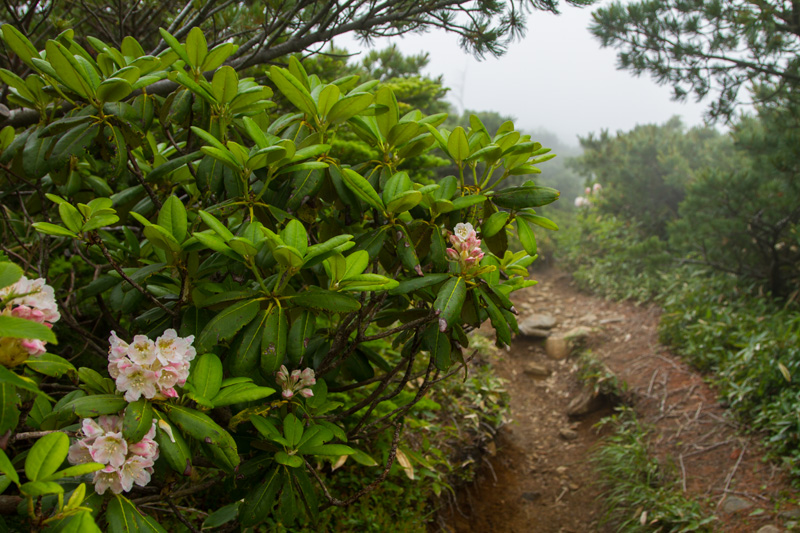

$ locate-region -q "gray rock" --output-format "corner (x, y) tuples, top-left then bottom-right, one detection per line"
(579, 313), (598, 324)
(567, 388), (606, 417)
(524, 362), (552, 378)
(519, 314), (557, 332)
(756, 526), (780, 533)
(545, 337), (571, 360)
(559, 428), (579, 441)
(722, 496), (753, 514)
(519, 327), (550, 339)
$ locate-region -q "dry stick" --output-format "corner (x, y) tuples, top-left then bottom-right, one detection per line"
(308, 421), (403, 508)
(165, 494), (199, 533)
(679, 453), (687, 492)
(92, 235), (177, 317)
(132, 479), (219, 505)
(647, 368), (659, 396)
(719, 444), (747, 505)
(683, 439), (734, 458)
(13, 429), (73, 441)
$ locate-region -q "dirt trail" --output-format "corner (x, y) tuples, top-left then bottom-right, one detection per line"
(442, 269), (800, 533)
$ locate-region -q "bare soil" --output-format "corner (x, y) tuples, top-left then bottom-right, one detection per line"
(439, 268), (800, 533)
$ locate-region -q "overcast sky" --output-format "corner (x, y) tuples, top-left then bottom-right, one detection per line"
(337, 1), (711, 147)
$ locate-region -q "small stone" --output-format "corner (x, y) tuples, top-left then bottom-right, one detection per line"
(559, 428), (579, 441)
(519, 314), (558, 332)
(567, 388), (607, 417)
(579, 313), (597, 324)
(779, 509), (800, 519)
(564, 326), (592, 341)
(519, 327), (550, 339)
(524, 362), (552, 378)
(756, 526), (780, 533)
(555, 466), (568, 475)
(521, 491), (541, 502)
(545, 337), (571, 360)
(569, 483), (580, 491)
(599, 316), (625, 325)
(722, 496), (753, 514)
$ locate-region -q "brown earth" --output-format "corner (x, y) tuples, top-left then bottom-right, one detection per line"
(439, 268), (800, 533)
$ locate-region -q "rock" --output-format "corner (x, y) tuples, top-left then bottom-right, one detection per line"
(564, 326), (592, 341)
(520, 327), (550, 339)
(756, 526), (780, 533)
(779, 509), (800, 519)
(545, 337), (571, 360)
(567, 388), (606, 417)
(599, 316), (625, 325)
(519, 314), (557, 332)
(722, 496), (753, 514)
(579, 313), (598, 324)
(524, 362), (552, 378)
(559, 428), (579, 441)
(555, 466), (568, 475)
(568, 483), (580, 491)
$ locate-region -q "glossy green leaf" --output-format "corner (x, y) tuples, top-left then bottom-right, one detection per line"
(185, 27), (208, 68)
(197, 299), (260, 353)
(123, 399), (154, 442)
(433, 277), (466, 332)
(516, 218), (537, 255)
(211, 66), (238, 105)
(42, 462), (104, 481)
(0, 315), (57, 343)
(211, 383), (275, 406)
(341, 168), (384, 211)
(157, 195), (188, 243)
(423, 324), (451, 370)
(24, 352), (75, 378)
(97, 77), (132, 102)
(0, 263), (23, 290)
(490, 185), (560, 209)
(0, 449), (18, 485)
(62, 394), (127, 418)
(261, 306), (288, 375)
(154, 417), (192, 475)
(287, 310), (315, 364)
(388, 273), (450, 295)
(240, 467), (281, 526)
(191, 353), (224, 401)
(290, 289), (361, 313)
(482, 211), (510, 238)
(269, 66), (316, 116)
(162, 404), (239, 472)
(25, 431), (69, 481)
(447, 126), (470, 162)
(107, 494), (168, 533)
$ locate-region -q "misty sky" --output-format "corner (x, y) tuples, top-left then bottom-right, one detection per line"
(337, 1), (711, 147)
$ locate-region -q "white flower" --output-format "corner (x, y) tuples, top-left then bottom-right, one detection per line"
(126, 335), (157, 365)
(93, 466), (123, 495)
(117, 364), (159, 402)
(119, 456), (154, 492)
(90, 432), (128, 468)
(452, 222), (476, 243)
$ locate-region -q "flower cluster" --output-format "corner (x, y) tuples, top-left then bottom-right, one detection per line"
(68, 415), (159, 495)
(108, 329), (196, 402)
(446, 222), (485, 272)
(0, 276), (60, 366)
(276, 365), (315, 399)
(574, 183), (602, 208)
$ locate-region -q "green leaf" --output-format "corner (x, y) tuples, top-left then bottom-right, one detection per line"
(154, 417), (192, 475)
(55, 511), (101, 533)
(516, 219), (537, 255)
(185, 27), (208, 68)
(0, 383), (20, 433)
(269, 66), (317, 115)
(287, 310), (315, 365)
(433, 277), (466, 332)
(340, 168), (385, 211)
(25, 431), (69, 481)
(0, 315), (57, 343)
(490, 185), (560, 209)
(162, 404), (239, 472)
(423, 324), (451, 370)
(280, 219), (308, 256)
(447, 126), (470, 163)
(1, 25), (40, 68)
(157, 195), (187, 243)
(261, 306), (288, 375)
(337, 274), (399, 292)
(61, 394), (127, 418)
(327, 93), (373, 124)
(0, 449), (19, 485)
(107, 494), (168, 533)
(198, 209), (235, 241)
(202, 502), (241, 529)
(0, 262), (23, 290)
(283, 413), (304, 447)
(97, 77), (132, 102)
(211, 66), (238, 105)
(123, 399), (154, 442)
(240, 467), (281, 526)
(317, 84), (340, 117)
(450, 194), (487, 211)
(143, 224), (182, 253)
(32, 222), (78, 238)
(58, 201), (84, 234)
(197, 299), (261, 353)
(518, 212), (559, 231)
(211, 383), (275, 406)
(49, 123), (99, 171)
(290, 289), (361, 313)
(388, 273), (450, 295)
(300, 444), (356, 456)
(20, 480), (63, 497)
(0, 366), (51, 400)
(41, 462), (104, 481)
(482, 211), (510, 237)
(191, 353), (224, 401)
(24, 352), (76, 378)
(386, 190), (422, 214)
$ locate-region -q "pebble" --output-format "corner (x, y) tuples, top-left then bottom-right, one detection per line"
(559, 428), (579, 441)
(545, 337), (571, 360)
(756, 526), (780, 533)
(722, 496), (753, 514)
(524, 362), (552, 378)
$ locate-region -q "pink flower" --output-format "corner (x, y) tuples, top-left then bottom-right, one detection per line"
(93, 466), (123, 495)
(446, 223), (484, 274)
(90, 432), (128, 468)
(108, 331), (129, 360)
(593, 183), (602, 193)
(119, 455), (154, 492)
(277, 365), (315, 399)
(20, 339), (46, 356)
(70, 418), (160, 495)
(127, 336), (157, 365)
(117, 364), (159, 402)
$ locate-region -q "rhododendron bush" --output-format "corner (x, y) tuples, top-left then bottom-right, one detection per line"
(0, 25), (559, 531)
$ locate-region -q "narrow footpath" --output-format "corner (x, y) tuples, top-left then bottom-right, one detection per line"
(442, 269), (800, 533)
